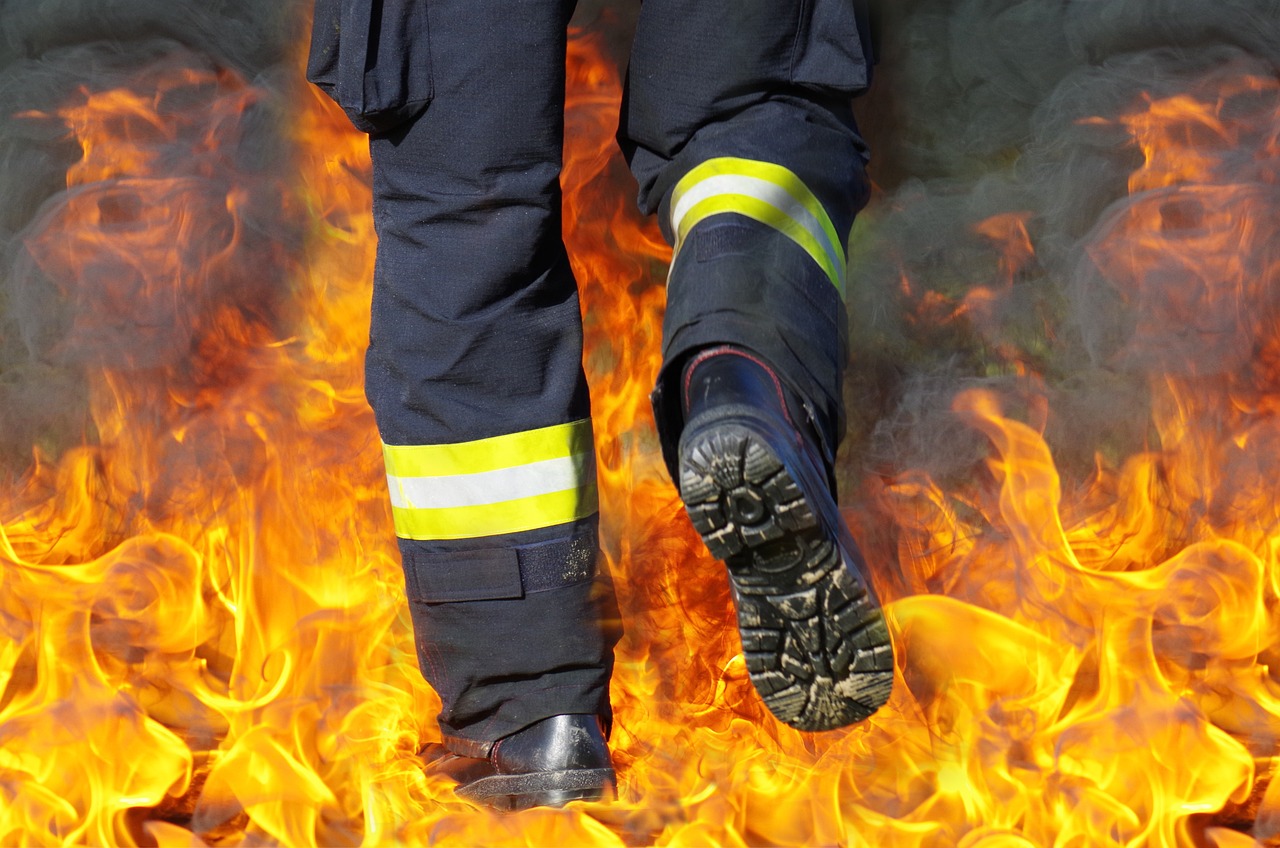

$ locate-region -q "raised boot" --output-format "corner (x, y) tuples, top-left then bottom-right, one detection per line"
(677, 346), (894, 731)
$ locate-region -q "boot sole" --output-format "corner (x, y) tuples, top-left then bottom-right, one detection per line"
(456, 767), (616, 812)
(679, 419), (893, 731)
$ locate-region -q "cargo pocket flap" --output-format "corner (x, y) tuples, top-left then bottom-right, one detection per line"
(404, 547), (524, 604)
(791, 0), (873, 95)
(306, 0), (433, 135)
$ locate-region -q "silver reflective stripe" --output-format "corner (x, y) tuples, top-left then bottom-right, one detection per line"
(670, 173), (844, 289)
(381, 419), (598, 540)
(386, 452), (593, 510)
(668, 157), (847, 295)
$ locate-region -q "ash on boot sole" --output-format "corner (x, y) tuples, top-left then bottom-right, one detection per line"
(679, 423), (894, 731)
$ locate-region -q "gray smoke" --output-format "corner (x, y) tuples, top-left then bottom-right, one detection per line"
(844, 0), (1280, 498)
(0, 1), (300, 475)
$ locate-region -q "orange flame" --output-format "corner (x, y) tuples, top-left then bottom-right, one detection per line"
(1, 21), (1279, 848)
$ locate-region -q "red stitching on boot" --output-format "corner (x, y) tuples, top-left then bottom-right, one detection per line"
(682, 346), (798, 431)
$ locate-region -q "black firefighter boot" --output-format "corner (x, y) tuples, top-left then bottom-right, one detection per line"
(677, 346), (894, 731)
(424, 714), (616, 812)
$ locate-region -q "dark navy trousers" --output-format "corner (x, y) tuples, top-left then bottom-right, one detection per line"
(308, 0), (874, 756)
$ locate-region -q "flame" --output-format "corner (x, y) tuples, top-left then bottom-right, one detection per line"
(1, 17), (1279, 848)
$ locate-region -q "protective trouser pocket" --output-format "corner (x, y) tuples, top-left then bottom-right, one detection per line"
(306, 0), (433, 134)
(406, 547), (524, 603)
(790, 0), (874, 95)
(400, 526), (600, 604)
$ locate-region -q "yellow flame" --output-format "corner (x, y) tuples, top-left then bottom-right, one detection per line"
(0, 23), (1278, 848)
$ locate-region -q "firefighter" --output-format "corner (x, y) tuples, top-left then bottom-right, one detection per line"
(307, 0), (892, 812)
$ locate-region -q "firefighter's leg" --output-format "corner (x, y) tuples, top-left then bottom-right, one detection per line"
(315, 0), (614, 808)
(619, 0), (893, 731)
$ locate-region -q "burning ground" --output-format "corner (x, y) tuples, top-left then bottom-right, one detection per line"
(1, 0), (1279, 845)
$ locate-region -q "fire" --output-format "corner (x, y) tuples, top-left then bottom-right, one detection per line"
(0, 17), (1278, 848)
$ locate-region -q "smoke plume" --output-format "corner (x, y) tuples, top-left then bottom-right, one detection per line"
(845, 0), (1280, 498)
(0, 1), (300, 473)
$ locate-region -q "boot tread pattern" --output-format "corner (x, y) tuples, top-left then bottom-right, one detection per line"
(680, 425), (893, 731)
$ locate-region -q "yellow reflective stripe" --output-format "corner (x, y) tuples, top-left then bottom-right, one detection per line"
(675, 194), (844, 296)
(390, 483), (599, 541)
(382, 419), (592, 478)
(381, 419), (597, 540)
(670, 157), (846, 296)
(673, 158), (844, 264)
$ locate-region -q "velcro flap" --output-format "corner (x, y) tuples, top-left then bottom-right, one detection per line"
(406, 547), (524, 603)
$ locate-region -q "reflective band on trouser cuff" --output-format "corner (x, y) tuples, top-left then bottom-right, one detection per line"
(669, 157), (847, 296)
(382, 419), (598, 540)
